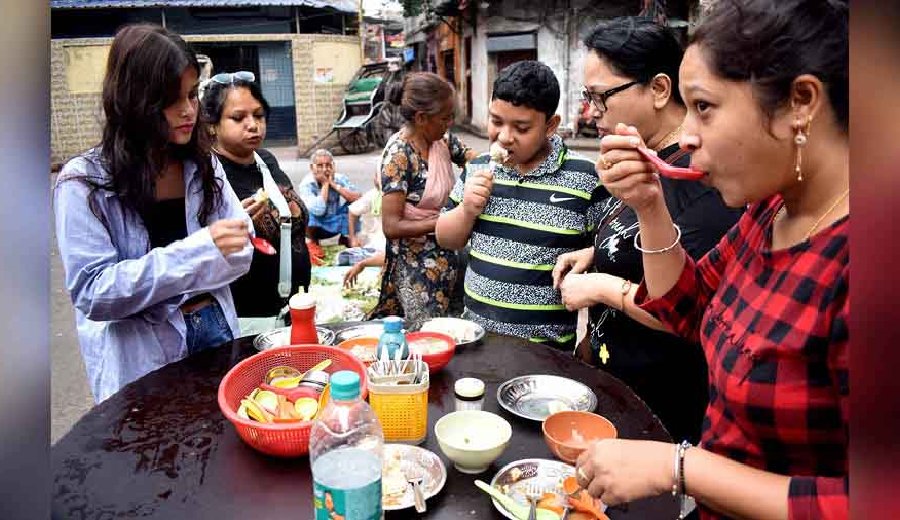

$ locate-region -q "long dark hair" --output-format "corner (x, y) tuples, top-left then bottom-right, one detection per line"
(691, 0), (848, 132)
(83, 24), (222, 228)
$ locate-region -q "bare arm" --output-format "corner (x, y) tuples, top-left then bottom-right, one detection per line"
(560, 272), (670, 332)
(435, 205), (478, 250)
(381, 192), (437, 239)
(348, 211), (361, 246)
(435, 168), (493, 250)
(330, 181), (362, 203)
(599, 124), (686, 299)
(577, 440), (790, 520)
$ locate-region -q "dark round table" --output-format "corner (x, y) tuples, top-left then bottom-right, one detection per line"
(53, 328), (679, 519)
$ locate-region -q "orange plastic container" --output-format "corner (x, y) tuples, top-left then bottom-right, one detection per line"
(217, 345), (368, 457)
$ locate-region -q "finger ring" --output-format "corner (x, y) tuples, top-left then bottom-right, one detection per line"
(600, 156), (613, 170)
(577, 467), (589, 482)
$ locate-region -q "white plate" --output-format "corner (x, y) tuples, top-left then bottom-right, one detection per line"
(488, 458), (606, 520)
(382, 444), (447, 511)
(419, 317), (486, 347)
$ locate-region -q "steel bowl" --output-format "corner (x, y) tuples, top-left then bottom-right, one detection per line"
(496, 375), (597, 422)
(252, 326), (335, 351)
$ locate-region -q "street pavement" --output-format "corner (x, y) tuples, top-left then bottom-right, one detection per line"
(50, 130), (600, 444)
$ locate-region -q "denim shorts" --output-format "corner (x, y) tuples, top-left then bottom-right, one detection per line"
(184, 300), (234, 355)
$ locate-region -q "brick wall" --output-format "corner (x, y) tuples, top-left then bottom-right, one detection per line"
(51, 33), (360, 167)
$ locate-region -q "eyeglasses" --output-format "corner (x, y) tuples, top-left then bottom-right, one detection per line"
(581, 81), (640, 113)
(210, 71), (256, 85)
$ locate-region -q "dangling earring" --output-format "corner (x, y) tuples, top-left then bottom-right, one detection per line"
(793, 116), (812, 182)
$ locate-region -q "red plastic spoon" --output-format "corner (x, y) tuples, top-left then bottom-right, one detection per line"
(250, 236), (277, 255)
(636, 147), (705, 181)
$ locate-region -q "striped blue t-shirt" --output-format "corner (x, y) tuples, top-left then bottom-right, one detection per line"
(445, 135), (608, 347)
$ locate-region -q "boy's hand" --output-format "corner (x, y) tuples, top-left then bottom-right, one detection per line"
(462, 169), (493, 218)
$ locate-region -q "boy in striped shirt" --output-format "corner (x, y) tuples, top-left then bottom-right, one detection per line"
(436, 61), (607, 350)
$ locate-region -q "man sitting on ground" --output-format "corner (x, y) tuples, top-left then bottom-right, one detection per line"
(299, 148), (362, 261)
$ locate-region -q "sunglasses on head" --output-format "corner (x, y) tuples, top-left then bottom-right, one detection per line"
(210, 71), (256, 85)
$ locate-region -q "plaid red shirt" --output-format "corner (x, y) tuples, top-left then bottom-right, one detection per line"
(636, 195), (848, 520)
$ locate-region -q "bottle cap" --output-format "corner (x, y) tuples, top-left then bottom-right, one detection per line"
(330, 371), (360, 401)
(289, 292), (316, 310)
(454, 377), (485, 399)
(383, 316), (403, 333)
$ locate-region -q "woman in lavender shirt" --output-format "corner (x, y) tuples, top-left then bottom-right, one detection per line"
(54, 24), (253, 403)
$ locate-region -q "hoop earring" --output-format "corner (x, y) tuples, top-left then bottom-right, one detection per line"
(794, 116), (812, 182)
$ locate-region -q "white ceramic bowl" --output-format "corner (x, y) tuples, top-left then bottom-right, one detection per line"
(434, 410), (512, 474)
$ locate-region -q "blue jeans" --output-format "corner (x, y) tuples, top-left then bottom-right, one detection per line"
(184, 300), (233, 355)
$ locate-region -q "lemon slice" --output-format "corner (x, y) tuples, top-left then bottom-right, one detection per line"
(270, 376), (302, 388)
(237, 401), (250, 420)
(294, 397), (319, 421)
(241, 398), (272, 423)
(254, 390), (280, 415)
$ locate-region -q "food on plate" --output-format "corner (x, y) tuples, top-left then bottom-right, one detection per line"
(420, 318), (480, 343)
(536, 492), (566, 515)
(350, 344), (377, 363)
(509, 467), (523, 482)
(408, 336), (452, 355)
(382, 447), (409, 506)
(563, 477), (607, 519)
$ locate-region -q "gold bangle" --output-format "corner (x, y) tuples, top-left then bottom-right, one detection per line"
(620, 279), (632, 312)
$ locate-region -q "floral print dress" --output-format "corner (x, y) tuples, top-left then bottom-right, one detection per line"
(368, 131), (471, 327)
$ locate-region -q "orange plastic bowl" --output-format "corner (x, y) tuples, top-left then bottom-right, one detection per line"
(336, 336), (379, 365)
(217, 345), (368, 458)
(406, 331), (456, 373)
(542, 411), (617, 464)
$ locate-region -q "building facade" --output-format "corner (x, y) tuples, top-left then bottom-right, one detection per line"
(403, 0), (699, 136)
(51, 0), (363, 166)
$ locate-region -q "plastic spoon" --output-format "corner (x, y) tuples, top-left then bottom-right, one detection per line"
(250, 236), (277, 255)
(635, 147), (705, 181)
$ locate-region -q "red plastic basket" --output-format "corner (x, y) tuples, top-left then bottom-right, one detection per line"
(406, 331), (456, 373)
(217, 345), (368, 458)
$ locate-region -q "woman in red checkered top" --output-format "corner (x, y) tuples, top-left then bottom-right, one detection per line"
(573, 1), (848, 519)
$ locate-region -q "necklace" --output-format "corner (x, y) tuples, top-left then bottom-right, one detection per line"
(774, 188), (850, 240)
(653, 123), (683, 152)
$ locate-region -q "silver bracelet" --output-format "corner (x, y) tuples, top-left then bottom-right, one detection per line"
(677, 440), (692, 520)
(671, 442), (680, 497)
(634, 223), (681, 255)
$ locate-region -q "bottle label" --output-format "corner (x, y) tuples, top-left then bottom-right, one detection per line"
(313, 477), (382, 520)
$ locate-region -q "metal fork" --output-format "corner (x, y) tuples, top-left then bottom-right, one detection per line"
(524, 483), (542, 520)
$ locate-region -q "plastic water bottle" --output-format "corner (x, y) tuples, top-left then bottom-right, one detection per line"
(377, 316), (408, 360)
(310, 371), (384, 520)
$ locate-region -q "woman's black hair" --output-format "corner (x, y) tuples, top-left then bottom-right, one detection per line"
(491, 60), (560, 119)
(78, 24), (222, 232)
(201, 78), (271, 127)
(691, 0), (848, 131)
(583, 17), (685, 106)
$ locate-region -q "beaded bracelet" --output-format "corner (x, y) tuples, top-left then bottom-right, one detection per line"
(634, 223), (682, 255)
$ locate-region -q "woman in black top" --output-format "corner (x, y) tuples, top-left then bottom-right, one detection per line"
(202, 72), (311, 317)
(552, 18), (742, 445)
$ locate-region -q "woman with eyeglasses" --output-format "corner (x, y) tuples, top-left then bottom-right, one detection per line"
(201, 71), (312, 322)
(551, 17), (742, 446)
(575, 1), (848, 518)
(53, 25), (253, 403)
